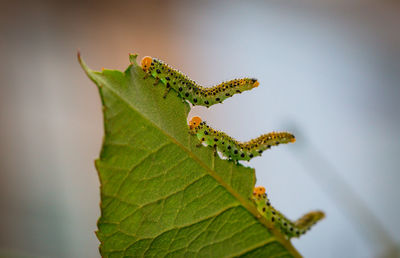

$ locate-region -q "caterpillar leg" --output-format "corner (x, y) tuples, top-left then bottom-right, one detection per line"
(163, 87), (171, 99)
(153, 77), (160, 86)
(177, 93), (187, 103)
(143, 73), (150, 79)
(196, 141), (203, 148)
(227, 156), (239, 165)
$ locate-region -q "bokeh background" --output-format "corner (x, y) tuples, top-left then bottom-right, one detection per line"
(1, 0), (399, 257)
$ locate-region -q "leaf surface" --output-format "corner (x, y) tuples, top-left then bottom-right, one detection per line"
(79, 53), (301, 257)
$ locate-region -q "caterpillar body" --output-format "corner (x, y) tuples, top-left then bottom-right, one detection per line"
(189, 116), (295, 162)
(141, 56), (259, 107)
(252, 186), (325, 239)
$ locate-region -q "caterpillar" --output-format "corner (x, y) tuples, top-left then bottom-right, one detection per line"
(189, 116), (295, 162)
(252, 186), (325, 239)
(140, 56), (259, 107)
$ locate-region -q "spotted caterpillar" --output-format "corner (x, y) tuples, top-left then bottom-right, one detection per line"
(252, 186), (325, 239)
(140, 56), (259, 107)
(189, 116), (295, 162)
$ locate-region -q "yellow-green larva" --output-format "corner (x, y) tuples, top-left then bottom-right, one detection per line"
(189, 116), (296, 162)
(141, 56), (259, 107)
(252, 186), (325, 239)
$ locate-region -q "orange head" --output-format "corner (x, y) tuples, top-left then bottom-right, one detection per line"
(189, 116), (202, 130)
(290, 136), (296, 143)
(253, 186), (266, 195)
(251, 78), (259, 87)
(141, 56), (153, 72)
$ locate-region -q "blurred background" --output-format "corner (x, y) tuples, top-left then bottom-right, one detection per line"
(1, 0), (399, 257)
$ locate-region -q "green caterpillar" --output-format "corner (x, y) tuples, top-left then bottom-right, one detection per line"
(252, 186), (325, 239)
(141, 56), (259, 107)
(189, 116), (295, 162)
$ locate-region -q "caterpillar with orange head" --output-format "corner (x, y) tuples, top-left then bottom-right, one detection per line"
(189, 116), (295, 163)
(252, 186), (325, 239)
(141, 56), (259, 107)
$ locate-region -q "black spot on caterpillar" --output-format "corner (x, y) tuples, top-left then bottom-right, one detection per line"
(252, 186), (325, 239)
(189, 116), (295, 162)
(141, 56), (259, 107)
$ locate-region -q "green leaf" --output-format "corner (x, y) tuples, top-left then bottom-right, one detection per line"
(79, 53), (301, 257)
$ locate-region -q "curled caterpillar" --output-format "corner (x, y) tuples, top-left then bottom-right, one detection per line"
(141, 56), (259, 107)
(252, 186), (325, 239)
(189, 116), (295, 162)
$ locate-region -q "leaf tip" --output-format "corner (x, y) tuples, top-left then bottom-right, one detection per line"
(77, 49), (81, 61)
(77, 50), (90, 73)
